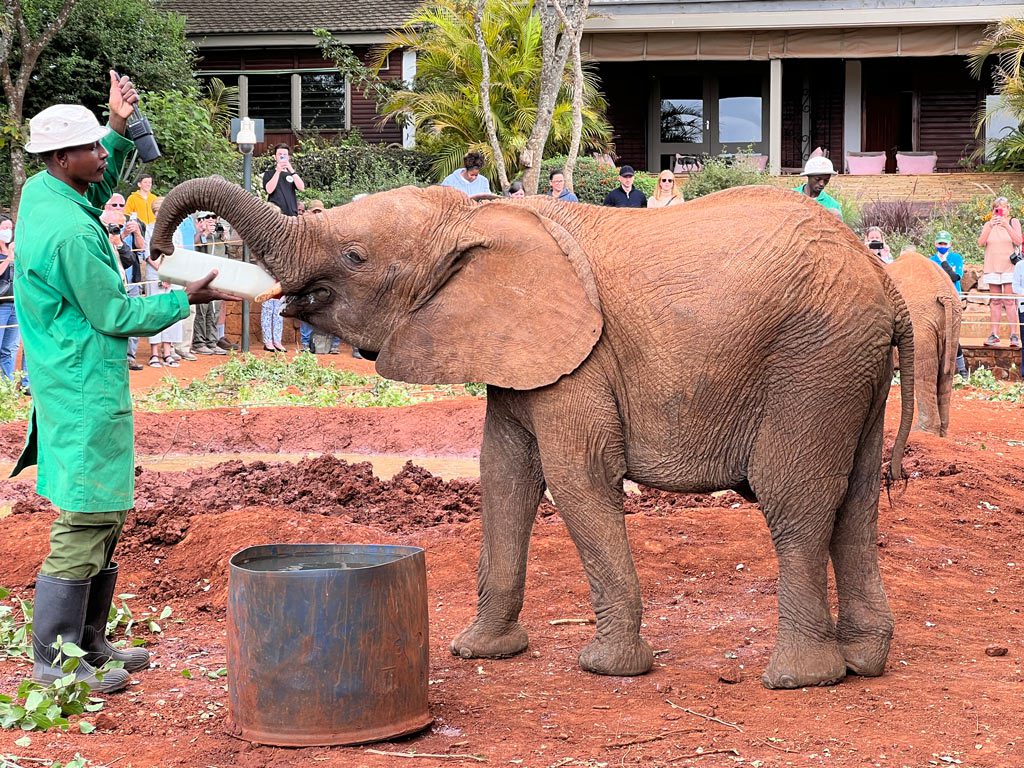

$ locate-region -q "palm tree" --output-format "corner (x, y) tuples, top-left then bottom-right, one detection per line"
(969, 19), (1024, 168)
(200, 77), (241, 137)
(373, 0), (611, 181)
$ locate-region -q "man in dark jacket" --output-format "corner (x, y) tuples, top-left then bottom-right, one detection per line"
(602, 165), (646, 208)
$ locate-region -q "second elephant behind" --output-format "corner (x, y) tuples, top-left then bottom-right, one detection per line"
(886, 251), (963, 436)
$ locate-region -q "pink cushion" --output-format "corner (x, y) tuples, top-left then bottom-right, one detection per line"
(896, 153), (937, 174)
(846, 153), (887, 175)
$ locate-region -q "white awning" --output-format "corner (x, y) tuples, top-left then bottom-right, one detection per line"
(584, 25), (989, 61)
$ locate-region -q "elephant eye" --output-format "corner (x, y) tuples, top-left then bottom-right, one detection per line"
(345, 250), (365, 265)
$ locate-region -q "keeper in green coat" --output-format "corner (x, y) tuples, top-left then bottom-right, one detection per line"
(11, 72), (237, 693)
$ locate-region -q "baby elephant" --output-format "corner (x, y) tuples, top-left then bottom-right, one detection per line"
(886, 251), (963, 436)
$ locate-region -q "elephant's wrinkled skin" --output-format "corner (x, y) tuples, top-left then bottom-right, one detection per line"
(886, 251), (962, 437)
(153, 180), (915, 689)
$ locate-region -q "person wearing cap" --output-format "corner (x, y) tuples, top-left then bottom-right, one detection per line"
(930, 231), (969, 378)
(10, 71), (237, 695)
(793, 156), (843, 220)
(603, 165), (646, 208)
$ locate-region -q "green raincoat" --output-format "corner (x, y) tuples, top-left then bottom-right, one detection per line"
(10, 129), (189, 512)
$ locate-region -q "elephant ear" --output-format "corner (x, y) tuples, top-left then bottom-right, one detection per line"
(376, 203), (602, 390)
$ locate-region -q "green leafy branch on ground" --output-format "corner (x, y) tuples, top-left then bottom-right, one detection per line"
(0, 588), (32, 662)
(106, 597), (173, 645)
(0, 639), (108, 733)
(955, 365), (1024, 401)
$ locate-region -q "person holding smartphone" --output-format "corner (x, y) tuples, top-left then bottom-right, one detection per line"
(261, 143), (304, 216)
(978, 196), (1023, 347)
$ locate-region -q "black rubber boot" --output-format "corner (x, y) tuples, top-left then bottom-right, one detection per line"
(82, 563), (151, 673)
(956, 354), (968, 379)
(32, 574), (129, 693)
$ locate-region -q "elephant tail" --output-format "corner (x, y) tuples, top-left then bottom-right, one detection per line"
(938, 296), (957, 378)
(887, 279), (915, 488)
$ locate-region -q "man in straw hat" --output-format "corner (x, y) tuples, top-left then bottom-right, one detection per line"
(11, 71), (238, 693)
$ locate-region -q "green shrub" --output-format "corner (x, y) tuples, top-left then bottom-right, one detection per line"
(540, 155), (619, 205)
(681, 157), (769, 200)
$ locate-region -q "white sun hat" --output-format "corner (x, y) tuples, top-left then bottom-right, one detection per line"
(801, 156), (836, 176)
(24, 104), (109, 154)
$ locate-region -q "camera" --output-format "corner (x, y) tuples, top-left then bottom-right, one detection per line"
(1012, 251), (1023, 266)
(868, 240), (884, 250)
(107, 223), (123, 234)
(113, 70), (161, 162)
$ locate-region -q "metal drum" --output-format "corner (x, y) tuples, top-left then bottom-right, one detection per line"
(226, 543), (431, 746)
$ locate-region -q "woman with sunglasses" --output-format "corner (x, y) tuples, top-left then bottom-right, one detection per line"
(978, 196), (1022, 348)
(647, 172), (684, 208)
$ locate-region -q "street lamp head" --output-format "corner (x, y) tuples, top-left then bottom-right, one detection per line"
(236, 117), (257, 154)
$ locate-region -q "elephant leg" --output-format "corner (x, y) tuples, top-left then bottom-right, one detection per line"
(534, 405), (652, 676)
(937, 340), (953, 438)
(750, 412), (853, 689)
(451, 396), (545, 661)
(832, 387), (893, 676)
(914, 327), (941, 435)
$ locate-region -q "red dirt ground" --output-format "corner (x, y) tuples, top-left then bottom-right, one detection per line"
(1, 388), (1023, 767)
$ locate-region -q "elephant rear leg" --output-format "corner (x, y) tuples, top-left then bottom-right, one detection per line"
(831, 391), (893, 676)
(451, 397), (546, 661)
(750, 416), (855, 689)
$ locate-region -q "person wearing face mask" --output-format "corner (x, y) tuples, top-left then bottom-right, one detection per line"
(930, 231), (968, 378)
(0, 214), (20, 383)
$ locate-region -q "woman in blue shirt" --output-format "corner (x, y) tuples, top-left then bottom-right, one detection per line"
(930, 230), (968, 378)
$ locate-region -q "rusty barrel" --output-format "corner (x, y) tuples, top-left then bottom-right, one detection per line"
(226, 543), (431, 746)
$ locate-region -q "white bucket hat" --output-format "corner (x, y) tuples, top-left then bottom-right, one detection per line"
(24, 104), (109, 154)
(801, 156), (836, 176)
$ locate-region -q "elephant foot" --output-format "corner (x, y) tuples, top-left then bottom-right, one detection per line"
(838, 633), (891, 677)
(578, 635), (653, 676)
(761, 639), (846, 689)
(450, 620), (528, 660)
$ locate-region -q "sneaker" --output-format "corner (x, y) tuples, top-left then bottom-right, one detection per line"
(127, 358), (144, 371)
(984, 334), (1000, 347)
(1011, 334), (1021, 349)
(170, 352), (182, 362)
(217, 337), (239, 351)
(956, 368), (969, 379)
(352, 348), (363, 359)
(181, 351), (198, 361)
(193, 345), (215, 355)
(210, 345), (228, 355)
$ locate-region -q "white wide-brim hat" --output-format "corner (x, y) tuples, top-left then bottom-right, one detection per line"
(24, 104), (109, 154)
(801, 156), (836, 176)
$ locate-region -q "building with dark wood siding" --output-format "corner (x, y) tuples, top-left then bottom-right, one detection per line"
(164, 0), (420, 153)
(585, 0), (1018, 173)
(166, 0), (1018, 175)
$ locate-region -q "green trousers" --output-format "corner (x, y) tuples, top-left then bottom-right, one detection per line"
(39, 510), (128, 580)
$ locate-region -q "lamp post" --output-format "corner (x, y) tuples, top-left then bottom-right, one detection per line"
(232, 117), (261, 353)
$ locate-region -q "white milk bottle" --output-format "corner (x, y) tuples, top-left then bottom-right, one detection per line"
(157, 248), (279, 302)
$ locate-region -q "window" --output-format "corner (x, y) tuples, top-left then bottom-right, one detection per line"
(301, 72), (347, 130)
(661, 76), (703, 144)
(718, 77), (762, 144)
(247, 73), (293, 130)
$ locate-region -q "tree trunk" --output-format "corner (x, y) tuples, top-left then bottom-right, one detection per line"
(473, 0), (510, 192)
(550, 0), (588, 192)
(3, 0), (83, 213)
(520, 0), (577, 194)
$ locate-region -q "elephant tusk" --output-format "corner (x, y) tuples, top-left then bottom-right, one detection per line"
(254, 282), (283, 302)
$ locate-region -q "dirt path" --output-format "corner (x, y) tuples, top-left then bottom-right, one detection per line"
(0, 390), (1022, 767)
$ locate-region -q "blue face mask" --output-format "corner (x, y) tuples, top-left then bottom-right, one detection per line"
(936, 245), (950, 255)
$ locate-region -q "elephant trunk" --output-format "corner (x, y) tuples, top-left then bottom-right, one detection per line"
(151, 176), (304, 291)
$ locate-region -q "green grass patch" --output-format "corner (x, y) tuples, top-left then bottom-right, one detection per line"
(135, 352), (484, 411)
